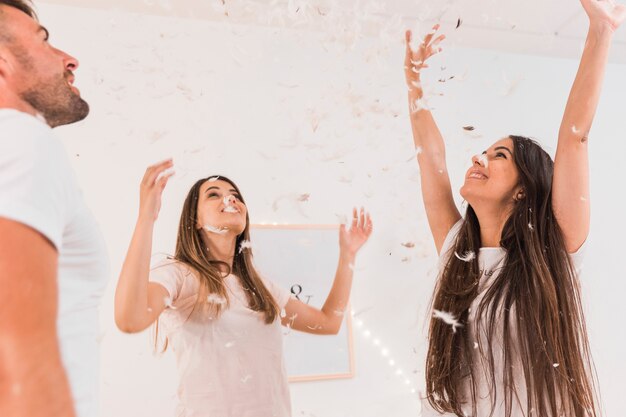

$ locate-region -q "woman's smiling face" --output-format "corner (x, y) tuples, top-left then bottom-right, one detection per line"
(196, 179), (247, 236)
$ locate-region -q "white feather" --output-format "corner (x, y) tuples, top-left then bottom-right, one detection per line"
(433, 309), (462, 333)
(207, 294), (227, 305)
(454, 251), (476, 262)
(203, 224), (229, 235)
(239, 240), (253, 254)
(477, 154), (489, 168)
(163, 296), (177, 310)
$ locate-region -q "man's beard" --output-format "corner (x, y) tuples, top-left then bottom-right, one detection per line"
(21, 70), (90, 128)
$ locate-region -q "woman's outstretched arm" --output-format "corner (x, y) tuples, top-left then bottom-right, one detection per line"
(553, 0), (625, 253)
(281, 208), (372, 335)
(114, 160), (174, 333)
(405, 25), (461, 254)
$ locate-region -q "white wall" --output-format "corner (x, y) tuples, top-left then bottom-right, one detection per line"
(37, 3), (626, 416)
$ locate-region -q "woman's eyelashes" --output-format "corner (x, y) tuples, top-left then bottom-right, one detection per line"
(207, 192), (243, 202)
(481, 150), (508, 160)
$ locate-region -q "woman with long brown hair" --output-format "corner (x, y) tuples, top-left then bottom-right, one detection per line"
(114, 171), (372, 417)
(404, 1), (624, 416)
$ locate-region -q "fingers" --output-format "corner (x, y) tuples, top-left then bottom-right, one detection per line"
(142, 158), (173, 186)
(405, 24), (445, 78)
(365, 212), (373, 235)
(404, 30), (414, 68)
(359, 207), (365, 229)
(351, 207), (358, 230)
(422, 24), (440, 47)
(430, 34), (446, 49)
(346, 207), (373, 233)
(156, 170), (175, 190)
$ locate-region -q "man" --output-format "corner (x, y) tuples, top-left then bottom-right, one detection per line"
(0, 2), (108, 417)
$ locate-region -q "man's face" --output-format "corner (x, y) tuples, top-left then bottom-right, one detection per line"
(0, 6), (89, 127)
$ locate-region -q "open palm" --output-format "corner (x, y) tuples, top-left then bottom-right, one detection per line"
(339, 208), (373, 257)
(404, 24), (445, 90)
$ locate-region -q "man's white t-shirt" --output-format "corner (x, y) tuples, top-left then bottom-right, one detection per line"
(0, 109), (109, 417)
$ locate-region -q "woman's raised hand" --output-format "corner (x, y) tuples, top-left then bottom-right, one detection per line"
(404, 24), (446, 93)
(580, 0), (626, 32)
(339, 207), (373, 258)
(139, 159), (175, 222)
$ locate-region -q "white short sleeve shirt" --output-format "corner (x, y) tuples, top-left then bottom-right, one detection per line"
(0, 109), (109, 417)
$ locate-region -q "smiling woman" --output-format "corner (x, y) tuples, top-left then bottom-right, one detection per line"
(113, 162), (373, 417)
(404, 0), (625, 416)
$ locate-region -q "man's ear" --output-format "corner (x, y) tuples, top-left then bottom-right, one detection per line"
(0, 46), (15, 82)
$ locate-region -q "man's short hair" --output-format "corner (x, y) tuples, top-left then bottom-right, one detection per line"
(0, 1), (36, 44)
(0, 0), (36, 19)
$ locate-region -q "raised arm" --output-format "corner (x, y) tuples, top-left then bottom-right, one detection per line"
(0, 220), (75, 417)
(405, 25), (461, 254)
(553, 0), (625, 253)
(114, 160), (175, 333)
(282, 208), (372, 335)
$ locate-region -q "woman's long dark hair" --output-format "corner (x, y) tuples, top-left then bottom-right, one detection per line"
(425, 136), (598, 417)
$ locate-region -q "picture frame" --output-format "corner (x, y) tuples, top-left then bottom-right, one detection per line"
(250, 224), (356, 382)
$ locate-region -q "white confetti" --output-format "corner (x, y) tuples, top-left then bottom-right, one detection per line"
(500, 71), (524, 97)
(272, 193), (311, 217)
(410, 80), (422, 89)
(454, 251), (476, 262)
(225, 341), (235, 348)
(528, 222), (534, 231)
(208, 176), (220, 182)
(163, 296), (177, 310)
(207, 294), (227, 305)
(241, 374), (252, 383)
(476, 154), (489, 168)
(203, 224), (229, 235)
(410, 97), (429, 113)
(406, 146), (423, 162)
(553, 363), (560, 368)
(433, 309), (462, 333)
(239, 240), (253, 254)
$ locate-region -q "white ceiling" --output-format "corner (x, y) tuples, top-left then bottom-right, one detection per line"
(38, 0), (626, 63)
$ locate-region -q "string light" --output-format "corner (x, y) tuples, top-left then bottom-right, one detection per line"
(350, 310), (418, 397)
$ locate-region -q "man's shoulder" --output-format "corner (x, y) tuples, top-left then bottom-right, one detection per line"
(0, 109), (64, 162)
(0, 108), (52, 135)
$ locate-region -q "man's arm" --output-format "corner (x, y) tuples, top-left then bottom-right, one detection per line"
(0, 218), (76, 417)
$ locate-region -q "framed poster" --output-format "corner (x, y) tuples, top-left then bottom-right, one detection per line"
(250, 224), (355, 382)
